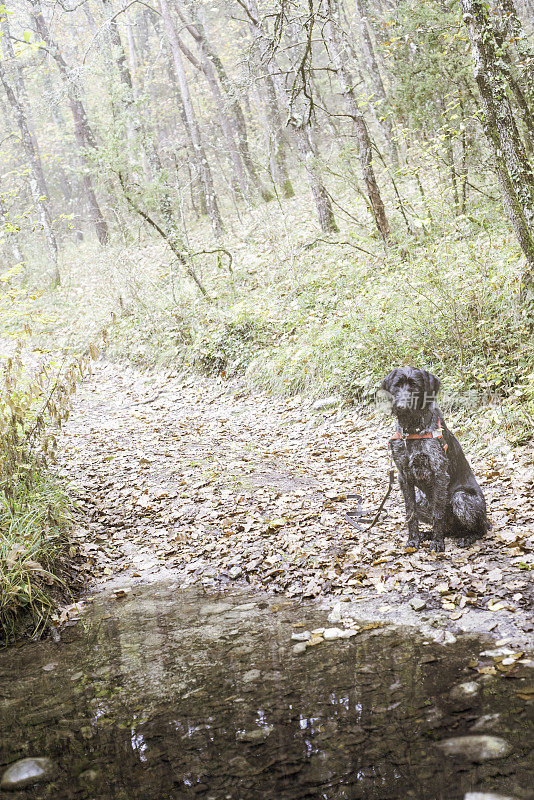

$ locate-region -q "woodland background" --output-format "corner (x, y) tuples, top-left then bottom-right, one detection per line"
(0, 0), (533, 637)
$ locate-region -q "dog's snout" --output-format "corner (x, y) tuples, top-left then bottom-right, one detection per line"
(394, 397), (410, 410)
(393, 387), (413, 409)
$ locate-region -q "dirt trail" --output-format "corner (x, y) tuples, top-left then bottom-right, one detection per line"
(59, 362), (534, 648)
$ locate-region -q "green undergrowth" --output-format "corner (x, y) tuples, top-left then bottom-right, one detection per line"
(0, 473), (73, 645)
(35, 178), (534, 450)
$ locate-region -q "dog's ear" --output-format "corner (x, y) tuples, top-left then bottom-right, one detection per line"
(422, 370), (441, 401)
(380, 369), (401, 393)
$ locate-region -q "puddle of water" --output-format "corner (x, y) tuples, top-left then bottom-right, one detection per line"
(0, 582), (532, 799)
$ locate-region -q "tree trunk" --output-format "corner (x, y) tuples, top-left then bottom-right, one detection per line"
(493, 0), (534, 154)
(495, 0), (534, 112)
(39, 56), (84, 240)
(461, 0), (534, 286)
(179, 2), (274, 200)
(295, 124), (338, 232)
(352, 0), (399, 167)
(125, 18), (152, 179)
(0, 15), (49, 195)
(0, 191), (24, 265)
(30, 0), (109, 245)
(259, 75), (295, 198)
(321, 0), (390, 241)
(238, 0), (296, 198)
(159, 0), (223, 236)
(239, 0), (338, 229)
(0, 55), (59, 283)
(159, 27), (207, 214)
(168, 12), (250, 198)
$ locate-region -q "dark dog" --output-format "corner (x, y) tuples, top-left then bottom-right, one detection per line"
(379, 367), (489, 552)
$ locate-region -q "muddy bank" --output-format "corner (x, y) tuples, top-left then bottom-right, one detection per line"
(58, 362), (534, 650)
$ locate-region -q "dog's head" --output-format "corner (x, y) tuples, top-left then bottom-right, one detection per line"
(379, 367), (441, 427)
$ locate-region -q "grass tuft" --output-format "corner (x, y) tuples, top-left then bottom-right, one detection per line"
(0, 474), (73, 644)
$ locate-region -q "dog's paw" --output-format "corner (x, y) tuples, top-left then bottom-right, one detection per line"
(458, 536), (476, 548)
(429, 537), (445, 553)
(406, 537), (421, 550)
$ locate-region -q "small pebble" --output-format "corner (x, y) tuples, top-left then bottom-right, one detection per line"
(340, 629), (359, 638)
(410, 597), (427, 612)
(234, 603), (256, 612)
(228, 566), (242, 579)
(323, 627), (344, 641)
(291, 631), (311, 642)
(236, 726), (273, 742)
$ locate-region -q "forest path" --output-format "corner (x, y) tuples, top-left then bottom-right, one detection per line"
(58, 362), (534, 648)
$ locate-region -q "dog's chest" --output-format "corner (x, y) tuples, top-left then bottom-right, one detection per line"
(391, 440), (445, 485)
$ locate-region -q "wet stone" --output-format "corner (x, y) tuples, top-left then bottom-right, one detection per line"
(470, 714), (501, 731)
(242, 669), (261, 683)
(1, 757), (55, 790)
(433, 630), (457, 645)
(436, 735), (512, 762)
(450, 681), (480, 701)
(464, 793), (519, 800)
(236, 726), (273, 742)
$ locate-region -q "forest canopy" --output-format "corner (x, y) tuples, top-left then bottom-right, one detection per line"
(0, 0), (533, 416)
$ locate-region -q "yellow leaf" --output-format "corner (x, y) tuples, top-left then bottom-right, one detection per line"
(487, 599), (507, 611)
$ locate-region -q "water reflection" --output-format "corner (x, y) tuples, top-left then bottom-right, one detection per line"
(0, 583), (532, 800)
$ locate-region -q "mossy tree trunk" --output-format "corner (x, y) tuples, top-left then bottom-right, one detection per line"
(461, 0), (534, 295)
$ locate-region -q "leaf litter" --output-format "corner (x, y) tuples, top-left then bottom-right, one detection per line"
(57, 363), (534, 656)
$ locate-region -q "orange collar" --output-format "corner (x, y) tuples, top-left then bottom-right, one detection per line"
(390, 428), (448, 454)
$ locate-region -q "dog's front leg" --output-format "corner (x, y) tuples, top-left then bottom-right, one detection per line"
(399, 474), (420, 548)
(430, 473), (449, 552)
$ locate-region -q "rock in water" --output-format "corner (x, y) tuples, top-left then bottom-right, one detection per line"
(236, 726), (273, 742)
(464, 793), (519, 800)
(436, 735), (511, 762)
(1, 758), (55, 790)
(242, 669), (261, 683)
(449, 681), (480, 701)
